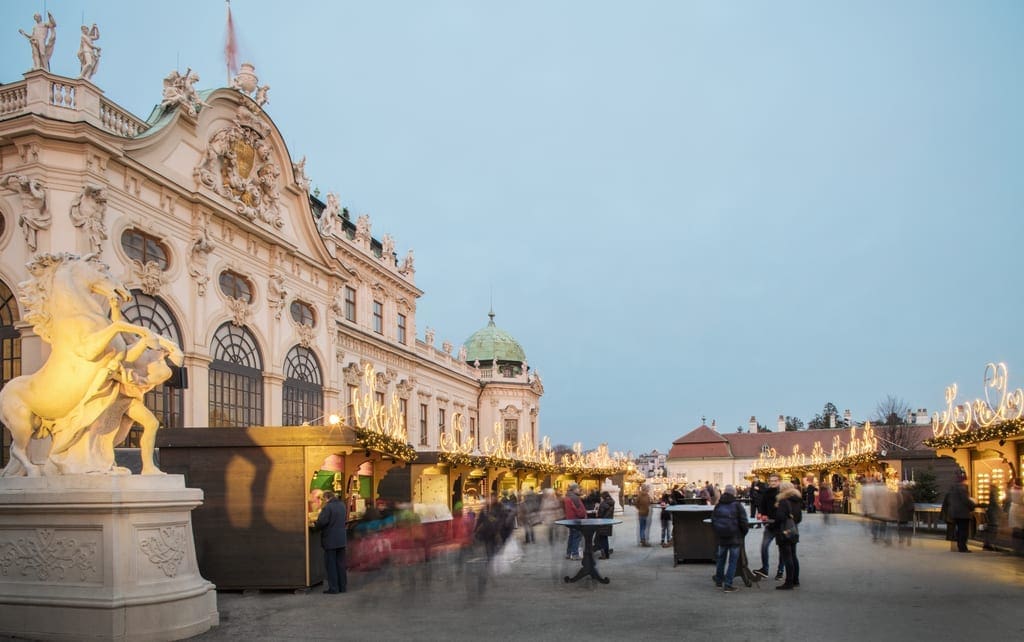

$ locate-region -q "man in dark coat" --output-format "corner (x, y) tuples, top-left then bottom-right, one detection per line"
(942, 478), (976, 553)
(312, 490), (348, 593)
(754, 474), (784, 580)
(711, 485), (749, 592)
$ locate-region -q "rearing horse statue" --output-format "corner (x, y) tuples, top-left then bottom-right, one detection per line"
(0, 253), (183, 476)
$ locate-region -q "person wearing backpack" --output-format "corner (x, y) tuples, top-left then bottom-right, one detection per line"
(775, 481), (803, 590)
(711, 485), (749, 593)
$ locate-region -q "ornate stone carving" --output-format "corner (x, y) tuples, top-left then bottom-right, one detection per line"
(354, 214), (371, 247)
(187, 213), (213, 297)
(343, 362), (363, 386)
(501, 404), (521, 419)
(530, 372), (545, 396)
(0, 528), (99, 582)
(160, 68), (207, 118)
(230, 62), (270, 107)
(0, 253), (184, 476)
(130, 260), (166, 296)
(334, 346), (345, 363)
(296, 323), (315, 348)
(138, 526), (186, 578)
(194, 105), (283, 229)
(442, 340), (452, 356)
(399, 249), (415, 277)
(293, 156), (310, 193)
(458, 345), (467, 362)
(396, 378), (414, 400)
(267, 272), (287, 320)
(226, 297), (252, 327)
(374, 372), (388, 393)
(424, 327), (435, 348)
(318, 192), (340, 237)
(381, 234), (394, 261)
(2, 174), (49, 252)
(69, 184), (108, 255)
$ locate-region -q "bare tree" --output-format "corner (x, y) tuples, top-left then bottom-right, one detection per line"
(873, 395), (916, 452)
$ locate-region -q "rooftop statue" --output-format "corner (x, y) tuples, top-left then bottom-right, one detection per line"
(161, 68), (208, 118)
(0, 253), (183, 477)
(77, 23), (101, 80)
(19, 12), (57, 72)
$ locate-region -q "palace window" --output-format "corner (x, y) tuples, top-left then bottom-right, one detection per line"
(373, 300), (383, 334)
(439, 408), (446, 437)
(290, 300), (316, 327)
(504, 419), (519, 446)
(0, 279), (21, 468)
(399, 398), (408, 436)
(344, 286), (356, 322)
(419, 403), (429, 446)
(469, 417), (477, 445)
(218, 270), (253, 303)
(121, 229), (169, 270)
(282, 345), (323, 426)
(120, 292), (184, 443)
(209, 323), (263, 427)
(397, 313), (407, 345)
(346, 385), (358, 428)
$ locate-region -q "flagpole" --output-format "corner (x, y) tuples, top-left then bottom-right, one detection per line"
(225, 0), (232, 87)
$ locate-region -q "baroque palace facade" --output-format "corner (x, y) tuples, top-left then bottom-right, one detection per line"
(0, 57), (543, 465)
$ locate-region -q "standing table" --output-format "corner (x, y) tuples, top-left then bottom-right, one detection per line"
(665, 505), (715, 564)
(555, 518), (622, 584)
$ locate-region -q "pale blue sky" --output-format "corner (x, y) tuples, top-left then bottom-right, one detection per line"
(3, 1), (1023, 455)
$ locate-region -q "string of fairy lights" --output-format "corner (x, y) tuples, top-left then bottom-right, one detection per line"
(336, 363), (632, 476)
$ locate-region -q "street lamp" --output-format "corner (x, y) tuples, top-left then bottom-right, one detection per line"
(301, 413), (341, 427)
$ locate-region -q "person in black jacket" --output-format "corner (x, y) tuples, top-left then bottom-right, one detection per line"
(596, 491), (616, 559)
(711, 485), (749, 592)
(754, 474), (784, 580)
(775, 481), (803, 590)
(311, 490), (349, 594)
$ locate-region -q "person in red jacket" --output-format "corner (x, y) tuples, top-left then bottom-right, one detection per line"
(563, 483), (587, 559)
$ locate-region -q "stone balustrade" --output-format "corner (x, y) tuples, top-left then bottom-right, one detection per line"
(0, 82), (28, 116)
(0, 71), (148, 138)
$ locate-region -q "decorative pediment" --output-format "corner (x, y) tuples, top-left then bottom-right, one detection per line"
(194, 104), (283, 229)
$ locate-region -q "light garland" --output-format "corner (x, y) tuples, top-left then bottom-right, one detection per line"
(924, 417), (1024, 449)
(342, 363), (417, 462)
(932, 362), (1024, 438)
(750, 423), (880, 477)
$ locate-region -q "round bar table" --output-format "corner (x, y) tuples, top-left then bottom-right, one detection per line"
(555, 518), (622, 584)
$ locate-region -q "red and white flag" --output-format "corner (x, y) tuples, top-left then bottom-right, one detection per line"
(225, 1), (239, 76)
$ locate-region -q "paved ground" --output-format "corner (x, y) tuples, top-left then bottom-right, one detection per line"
(182, 508), (1024, 642)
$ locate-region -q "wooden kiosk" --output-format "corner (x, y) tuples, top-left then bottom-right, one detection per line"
(156, 426), (406, 590)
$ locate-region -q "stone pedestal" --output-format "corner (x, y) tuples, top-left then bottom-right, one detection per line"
(601, 478), (624, 516)
(0, 475), (218, 641)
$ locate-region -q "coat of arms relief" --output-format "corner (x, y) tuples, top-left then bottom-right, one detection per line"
(194, 104), (284, 229)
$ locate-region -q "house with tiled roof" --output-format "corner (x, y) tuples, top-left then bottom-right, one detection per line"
(666, 420), (942, 489)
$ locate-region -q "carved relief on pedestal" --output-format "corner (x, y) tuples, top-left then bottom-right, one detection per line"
(398, 249), (415, 278)
(318, 192), (340, 237)
(354, 214), (371, 248)
(194, 105), (283, 229)
(0, 527), (101, 583)
(69, 184), (108, 255)
(424, 327), (435, 348)
(381, 234), (394, 262)
(138, 525), (186, 578)
(2, 174), (49, 252)
(442, 341), (453, 356)
(231, 62), (270, 107)
(188, 212), (214, 297)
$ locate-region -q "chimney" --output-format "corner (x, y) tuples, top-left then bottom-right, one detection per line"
(710, 419), (717, 431)
(749, 416), (757, 433)
(843, 409), (852, 427)
(777, 415), (786, 432)
(829, 412), (836, 429)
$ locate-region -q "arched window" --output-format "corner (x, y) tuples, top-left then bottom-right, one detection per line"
(209, 323), (263, 427)
(282, 345), (323, 426)
(0, 279), (21, 468)
(120, 292), (184, 444)
(121, 229), (170, 269)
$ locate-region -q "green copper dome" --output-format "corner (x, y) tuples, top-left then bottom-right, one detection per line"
(463, 311), (526, 364)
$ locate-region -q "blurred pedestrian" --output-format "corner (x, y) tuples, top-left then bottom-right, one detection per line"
(896, 481), (916, 545)
(563, 483), (587, 559)
(540, 488), (562, 545)
(983, 484), (1000, 551)
(1008, 478), (1024, 555)
(521, 486), (541, 544)
(817, 482), (834, 525)
(803, 478), (818, 514)
(659, 492), (672, 547)
(596, 491), (616, 559)
(941, 477), (976, 553)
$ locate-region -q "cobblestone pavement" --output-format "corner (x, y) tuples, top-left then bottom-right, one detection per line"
(184, 508), (1024, 642)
